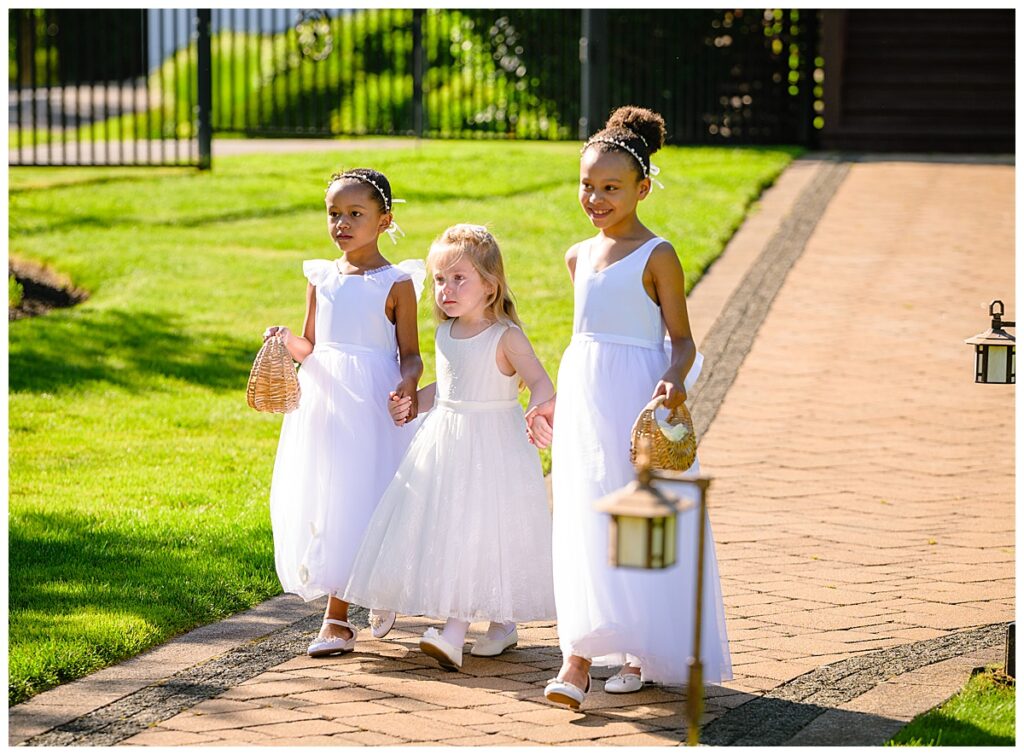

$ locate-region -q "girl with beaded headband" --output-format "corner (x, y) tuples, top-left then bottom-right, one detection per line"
(263, 167), (427, 656)
(528, 106), (732, 709)
(345, 223), (557, 671)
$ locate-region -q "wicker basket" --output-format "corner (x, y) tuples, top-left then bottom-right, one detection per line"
(246, 335), (300, 413)
(630, 395), (696, 471)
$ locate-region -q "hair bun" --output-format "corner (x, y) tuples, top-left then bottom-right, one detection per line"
(605, 106), (666, 155)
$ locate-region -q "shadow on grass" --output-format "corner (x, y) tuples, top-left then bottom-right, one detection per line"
(8, 168), (198, 196)
(9, 308), (256, 394)
(8, 507), (277, 705)
(11, 177), (570, 236)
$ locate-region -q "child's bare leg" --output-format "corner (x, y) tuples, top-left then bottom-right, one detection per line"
(558, 654), (591, 689)
(318, 595), (354, 641)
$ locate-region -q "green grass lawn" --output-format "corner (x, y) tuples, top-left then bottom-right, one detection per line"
(886, 667), (1015, 746)
(9, 138), (797, 705)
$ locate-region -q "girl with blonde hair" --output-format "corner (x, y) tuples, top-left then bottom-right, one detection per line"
(345, 223), (556, 670)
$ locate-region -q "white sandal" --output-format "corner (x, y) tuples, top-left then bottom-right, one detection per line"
(368, 609), (397, 639)
(544, 674), (591, 710)
(307, 618), (357, 657)
(604, 672), (643, 694)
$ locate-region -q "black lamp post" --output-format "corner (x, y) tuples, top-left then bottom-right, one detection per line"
(965, 300), (1015, 384)
(595, 439), (711, 746)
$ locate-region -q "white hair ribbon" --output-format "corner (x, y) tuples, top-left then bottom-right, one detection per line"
(384, 219), (406, 245)
(649, 163), (664, 190)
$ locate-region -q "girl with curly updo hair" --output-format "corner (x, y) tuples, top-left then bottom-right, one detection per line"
(532, 106), (733, 708)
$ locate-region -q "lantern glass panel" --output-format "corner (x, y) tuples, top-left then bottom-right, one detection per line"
(616, 515), (650, 568)
(987, 345), (1008, 383)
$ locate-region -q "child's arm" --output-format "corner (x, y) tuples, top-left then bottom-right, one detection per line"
(647, 242), (697, 409)
(497, 327), (556, 449)
(265, 283), (317, 363)
(564, 242), (581, 284)
(391, 278), (424, 420)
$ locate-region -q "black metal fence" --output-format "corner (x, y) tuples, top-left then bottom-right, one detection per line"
(9, 8), (203, 167)
(206, 8), (582, 140)
(9, 8), (821, 168)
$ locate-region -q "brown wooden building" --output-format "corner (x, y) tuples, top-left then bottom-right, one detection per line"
(820, 9), (1014, 152)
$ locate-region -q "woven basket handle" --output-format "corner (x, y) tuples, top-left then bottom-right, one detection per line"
(646, 394), (687, 422)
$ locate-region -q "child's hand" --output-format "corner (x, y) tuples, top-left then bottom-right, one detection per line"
(526, 413), (553, 449)
(393, 377), (419, 421)
(263, 325), (291, 342)
(652, 377), (687, 409)
(388, 391), (413, 426)
(524, 395), (555, 449)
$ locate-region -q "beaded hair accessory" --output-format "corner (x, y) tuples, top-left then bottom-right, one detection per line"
(326, 172), (407, 244)
(339, 171), (396, 212)
(582, 135), (664, 190)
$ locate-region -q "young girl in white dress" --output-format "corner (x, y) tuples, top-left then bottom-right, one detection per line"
(265, 168), (426, 657)
(344, 223), (557, 671)
(528, 106), (732, 708)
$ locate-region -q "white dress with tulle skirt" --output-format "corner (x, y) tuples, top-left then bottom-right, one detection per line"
(270, 258), (425, 602)
(550, 237), (732, 685)
(344, 319), (556, 623)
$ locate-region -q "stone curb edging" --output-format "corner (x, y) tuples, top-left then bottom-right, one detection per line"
(701, 622), (1009, 746)
(20, 609), (366, 747)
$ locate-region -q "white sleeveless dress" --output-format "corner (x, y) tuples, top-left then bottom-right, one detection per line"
(344, 319), (556, 623)
(270, 258), (425, 602)
(551, 237), (732, 685)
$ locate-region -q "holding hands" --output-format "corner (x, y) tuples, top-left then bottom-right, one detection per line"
(389, 391), (414, 426)
(392, 376), (419, 423)
(524, 395), (555, 449)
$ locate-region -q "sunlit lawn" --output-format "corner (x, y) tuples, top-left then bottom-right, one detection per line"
(886, 667), (1015, 746)
(8, 138), (797, 704)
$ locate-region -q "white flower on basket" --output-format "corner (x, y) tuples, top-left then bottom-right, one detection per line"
(657, 418), (690, 443)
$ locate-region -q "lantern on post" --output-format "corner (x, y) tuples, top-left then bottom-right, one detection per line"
(594, 446), (679, 569)
(594, 438), (711, 746)
(965, 300), (1015, 384)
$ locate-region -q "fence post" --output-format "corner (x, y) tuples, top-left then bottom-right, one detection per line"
(195, 9), (212, 169)
(412, 9), (425, 138)
(579, 9), (608, 140)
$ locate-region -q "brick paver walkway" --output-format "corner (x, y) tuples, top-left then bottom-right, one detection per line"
(10, 155), (1014, 746)
(702, 159), (1014, 699)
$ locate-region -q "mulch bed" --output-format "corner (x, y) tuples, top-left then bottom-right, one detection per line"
(9, 258), (88, 320)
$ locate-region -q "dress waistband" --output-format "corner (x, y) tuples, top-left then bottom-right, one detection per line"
(571, 332), (665, 351)
(435, 398), (520, 413)
(315, 341), (395, 357)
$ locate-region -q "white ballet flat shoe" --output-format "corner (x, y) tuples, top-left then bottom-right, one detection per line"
(369, 609), (397, 639)
(544, 674), (591, 710)
(419, 628), (463, 671)
(307, 618), (357, 657)
(604, 672), (643, 694)
(470, 626), (518, 657)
